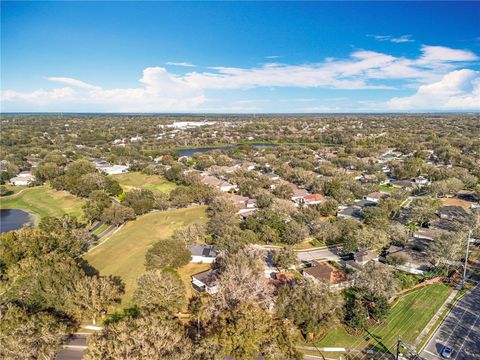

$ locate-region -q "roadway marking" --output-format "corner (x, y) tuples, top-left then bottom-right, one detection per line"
(453, 313), (480, 360)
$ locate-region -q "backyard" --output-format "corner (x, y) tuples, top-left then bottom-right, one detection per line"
(0, 185), (85, 222)
(111, 172), (177, 194)
(84, 206), (207, 307)
(315, 283), (452, 355)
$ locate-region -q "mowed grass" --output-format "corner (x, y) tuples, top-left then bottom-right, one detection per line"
(316, 284), (452, 354)
(0, 185), (84, 221)
(84, 206), (207, 306)
(111, 172), (177, 194)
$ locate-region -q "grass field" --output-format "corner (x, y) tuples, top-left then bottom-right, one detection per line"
(0, 185), (84, 222)
(315, 283), (452, 354)
(84, 206), (207, 307)
(111, 172), (177, 194)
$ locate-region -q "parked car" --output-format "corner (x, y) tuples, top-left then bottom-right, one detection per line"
(441, 346), (453, 358)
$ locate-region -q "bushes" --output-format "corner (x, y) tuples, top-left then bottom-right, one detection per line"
(145, 239), (191, 270)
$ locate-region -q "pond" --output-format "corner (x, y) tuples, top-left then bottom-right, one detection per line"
(178, 143), (278, 157)
(0, 209), (33, 233)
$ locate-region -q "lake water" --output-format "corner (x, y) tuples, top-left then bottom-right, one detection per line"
(178, 143), (278, 157)
(0, 209), (32, 233)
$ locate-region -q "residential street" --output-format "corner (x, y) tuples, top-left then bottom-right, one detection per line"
(296, 246), (341, 262)
(55, 334), (88, 360)
(420, 284), (480, 360)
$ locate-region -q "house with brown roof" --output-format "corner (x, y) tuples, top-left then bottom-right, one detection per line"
(304, 193), (325, 205)
(302, 261), (353, 290)
(200, 175), (236, 192)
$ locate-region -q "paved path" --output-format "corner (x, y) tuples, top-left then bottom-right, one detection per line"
(414, 289), (458, 347)
(420, 284), (480, 360)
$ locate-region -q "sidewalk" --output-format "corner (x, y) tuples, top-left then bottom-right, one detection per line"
(414, 288), (458, 347)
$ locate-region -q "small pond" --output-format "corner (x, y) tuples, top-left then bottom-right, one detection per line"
(178, 143), (278, 157)
(0, 209), (33, 233)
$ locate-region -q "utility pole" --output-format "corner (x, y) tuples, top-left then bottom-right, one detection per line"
(395, 336), (401, 360)
(461, 229), (472, 290)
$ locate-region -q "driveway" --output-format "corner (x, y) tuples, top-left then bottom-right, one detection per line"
(420, 284), (480, 360)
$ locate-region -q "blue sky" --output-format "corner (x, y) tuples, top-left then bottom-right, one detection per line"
(1, 1), (479, 112)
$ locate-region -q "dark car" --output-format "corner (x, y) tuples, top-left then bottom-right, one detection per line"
(441, 346), (453, 358)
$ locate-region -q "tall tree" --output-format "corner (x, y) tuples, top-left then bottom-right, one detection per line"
(85, 314), (192, 360)
(133, 269), (186, 313)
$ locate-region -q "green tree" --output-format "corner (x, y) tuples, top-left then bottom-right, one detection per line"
(276, 279), (343, 336)
(85, 313), (192, 360)
(273, 246), (298, 271)
(145, 238), (191, 270)
(122, 188), (155, 215)
(133, 269), (186, 312)
(101, 203), (136, 225)
(0, 303), (69, 360)
(70, 275), (124, 325)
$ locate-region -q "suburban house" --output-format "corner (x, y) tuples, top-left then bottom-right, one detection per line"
(228, 193), (257, 214)
(437, 205), (469, 220)
(188, 244), (218, 263)
(303, 261), (353, 290)
(363, 192), (389, 203)
(99, 164), (129, 175)
(130, 135), (143, 142)
(304, 193), (325, 205)
(381, 244), (430, 275)
(191, 269), (220, 294)
(390, 179), (415, 191)
(354, 250), (379, 265)
(291, 187), (310, 205)
(412, 176), (430, 186)
(10, 171), (35, 186)
(200, 175), (236, 192)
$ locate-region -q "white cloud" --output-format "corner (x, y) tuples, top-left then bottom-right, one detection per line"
(387, 69), (480, 110)
(165, 61), (197, 67)
(2, 67), (204, 112)
(46, 77), (100, 90)
(416, 45), (478, 65)
(265, 55), (282, 59)
(1, 45), (479, 112)
(370, 34), (414, 43)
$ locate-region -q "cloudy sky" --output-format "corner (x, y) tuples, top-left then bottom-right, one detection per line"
(1, 2), (479, 113)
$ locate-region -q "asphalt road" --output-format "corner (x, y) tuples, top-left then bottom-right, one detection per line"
(420, 284), (480, 360)
(55, 334), (87, 360)
(297, 246), (341, 262)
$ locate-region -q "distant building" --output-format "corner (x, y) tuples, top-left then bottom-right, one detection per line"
(188, 244), (218, 263)
(200, 175), (236, 192)
(99, 165), (129, 175)
(364, 192), (389, 203)
(304, 193), (325, 205)
(130, 135), (143, 142)
(10, 171), (35, 186)
(191, 269), (219, 294)
(437, 205), (469, 220)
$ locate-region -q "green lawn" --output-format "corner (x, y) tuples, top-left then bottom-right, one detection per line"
(315, 284), (452, 354)
(84, 206), (207, 306)
(0, 185), (85, 222)
(111, 172), (177, 194)
(379, 184), (394, 192)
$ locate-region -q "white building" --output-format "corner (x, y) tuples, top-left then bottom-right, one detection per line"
(10, 171), (35, 186)
(99, 165), (129, 175)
